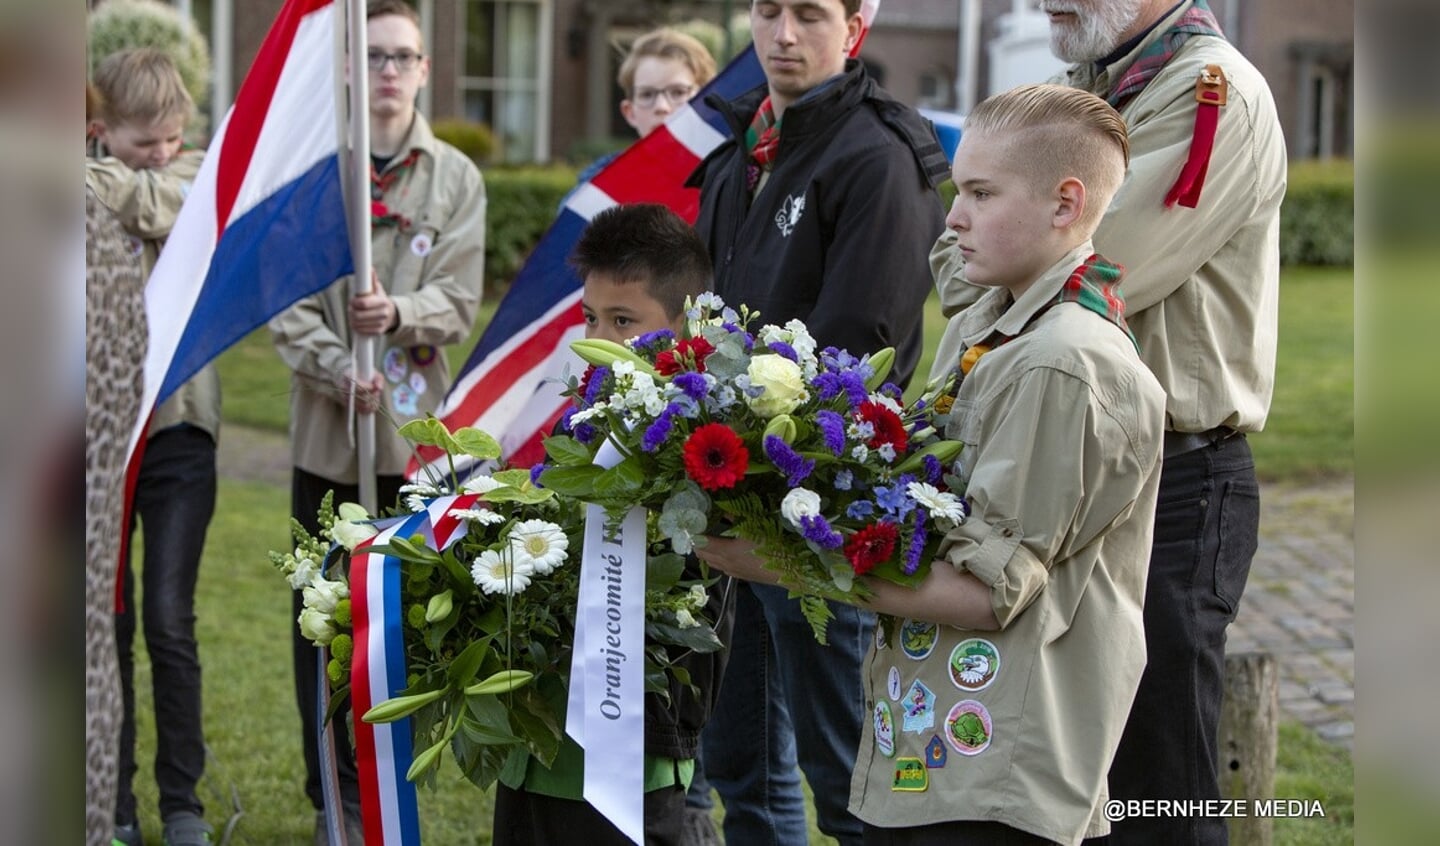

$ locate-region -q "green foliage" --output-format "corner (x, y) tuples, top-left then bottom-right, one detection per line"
(87, 0), (211, 108)
(1280, 160), (1353, 266)
(1272, 721), (1354, 845)
(432, 118), (497, 164)
(484, 165), (579, 292)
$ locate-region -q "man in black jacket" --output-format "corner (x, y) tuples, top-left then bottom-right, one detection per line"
(687, 2), (949, 843)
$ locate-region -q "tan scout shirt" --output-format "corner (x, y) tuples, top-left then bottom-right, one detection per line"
(850, 246), (1166, 844)
(87, 151), (221, 440)
(269, 113), (486, 483)
(931, 1), (1286, 434)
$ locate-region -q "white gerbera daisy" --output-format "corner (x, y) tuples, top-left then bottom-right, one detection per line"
(508, 520), (569, 575)
(404, 494), (427, 513)
(462, 475), (506, 495)
(399, 482), (441, 496)
(906, 482), (968, 525)
(451, 508), (506, 526)
(470, 549), (534, 595)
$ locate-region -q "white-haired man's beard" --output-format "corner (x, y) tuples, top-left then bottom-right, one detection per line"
(1043, 0), (1146, 63)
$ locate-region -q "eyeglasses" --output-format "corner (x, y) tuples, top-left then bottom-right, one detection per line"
(367, 50), (424, 72)
(632, 85), (697, 107)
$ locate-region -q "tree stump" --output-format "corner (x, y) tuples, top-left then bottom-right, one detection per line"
(1220, 651), (1279, 846)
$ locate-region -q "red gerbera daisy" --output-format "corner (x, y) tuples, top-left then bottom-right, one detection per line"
(656, 336), (717, 376)
(856, 401), (909, 452)
(844, 521), (899, 575)
(682, 423), (750, 490)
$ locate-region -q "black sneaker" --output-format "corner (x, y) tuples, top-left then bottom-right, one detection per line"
(113, 821), (144, 846)
(161, 812), (212, 846)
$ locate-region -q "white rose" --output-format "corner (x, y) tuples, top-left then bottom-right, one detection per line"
(331, 519), (378, 551)
(303, 575), (349, 615)
(780, 487), (823, 529)
(745, 354), (808, 418)
(674, 608), (700, 629)
(298, 607), (338, 646)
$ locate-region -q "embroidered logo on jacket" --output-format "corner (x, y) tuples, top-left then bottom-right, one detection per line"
(775, 192), (806, 237)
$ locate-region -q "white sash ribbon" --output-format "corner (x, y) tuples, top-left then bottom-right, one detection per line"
(567, 437), (646, 843)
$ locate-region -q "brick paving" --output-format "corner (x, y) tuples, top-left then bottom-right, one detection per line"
(1227, 478), (1355, 749)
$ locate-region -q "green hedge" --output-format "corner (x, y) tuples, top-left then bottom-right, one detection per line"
(482, 165), (578, 294)
(1280, 159), (1353, 266)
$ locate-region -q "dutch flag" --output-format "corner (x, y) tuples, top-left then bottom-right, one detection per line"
(129, 0), (352, 459)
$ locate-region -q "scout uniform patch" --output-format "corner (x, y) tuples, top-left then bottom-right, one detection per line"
(409, 345), (437, 367)
(887, 666), (902, 701)
(945, 700), (993, 756)
(925, 735), (947, 768)
(383, 346), (408, 383)
(891, 757), (928, 792)
(948, 638), (1000, 692)
(873, 701), (895, 758)
(901, 679), (936, 734)
(899, 619), (938, 660)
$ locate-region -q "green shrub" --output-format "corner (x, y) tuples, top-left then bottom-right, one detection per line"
(88, 0), (211, 109)
(433, 118), (497, 164)
(1280, 159), (1353, 266)
(483, 165), (579, 294)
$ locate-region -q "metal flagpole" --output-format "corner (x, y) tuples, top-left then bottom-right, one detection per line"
(343, 0), (378, 514)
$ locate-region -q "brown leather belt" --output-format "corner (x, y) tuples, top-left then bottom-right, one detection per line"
(1163, 427), (1240, 460)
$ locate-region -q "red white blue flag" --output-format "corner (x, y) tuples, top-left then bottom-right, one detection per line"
(410, 0), (884, 483)
(128, 0), (351, 458)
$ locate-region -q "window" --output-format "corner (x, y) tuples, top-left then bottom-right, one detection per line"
(460, 0), (552, 162)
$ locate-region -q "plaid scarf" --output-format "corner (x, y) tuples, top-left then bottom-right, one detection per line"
(1107, 0), (1224, 109)
(744, 96), (782, 191)
(958, 254), (1136, 379)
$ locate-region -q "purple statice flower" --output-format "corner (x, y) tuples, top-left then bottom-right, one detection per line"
(816, 410), (846, 455)
(764, 435), (816, 486)
(922, 454), (943, 484)
(799, 514), (844, 550)
(813, 372), (842, 402)
(630, 328), (676, 358)
(902, 509), (928, 575)
(642, 404), (681, 452)
(846, 500), (875, 520)
(558, 405), (577, 434)
(834, 468), (854, 490)
(878, 382), (902, 400)
(672, 371), (709, 402)
(767, 340), (799, 362)
(573, 421), (598, 444)
(839, 372), (869, 407)
(529, 463), (547, 487)
(583, 365), (611, 406)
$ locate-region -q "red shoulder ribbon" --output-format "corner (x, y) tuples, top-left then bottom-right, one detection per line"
(1165, 63), (1228, 209)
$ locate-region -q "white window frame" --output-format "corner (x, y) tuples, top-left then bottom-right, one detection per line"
(456, 0), (553, 162)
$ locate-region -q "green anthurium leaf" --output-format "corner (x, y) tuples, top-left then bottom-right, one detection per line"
(451, 426), (502, 460)
(397, 417), (460, 452)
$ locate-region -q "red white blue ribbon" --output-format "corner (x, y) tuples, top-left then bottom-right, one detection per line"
(348, 494), (480, 844)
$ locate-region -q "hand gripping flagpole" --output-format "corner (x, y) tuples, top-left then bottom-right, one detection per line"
(342, 0), (378, 515)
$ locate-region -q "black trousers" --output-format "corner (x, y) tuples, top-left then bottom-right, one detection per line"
(116, 424), (216, 824)
(1099, 436), (1260, 845)
(290, 467), (405, 810)
(491, 783), (687, 846)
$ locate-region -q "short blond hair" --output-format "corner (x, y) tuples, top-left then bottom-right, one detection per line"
(92, 47), (193, 127)
(965, 84), (1130, 233)
(617, 28), (717, 96)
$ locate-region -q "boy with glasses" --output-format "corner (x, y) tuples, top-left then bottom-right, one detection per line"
(269, 1), (487, 842)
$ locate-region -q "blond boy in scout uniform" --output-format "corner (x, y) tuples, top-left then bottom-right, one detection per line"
(267, 1), (486, 840)
(697, 85), (1166, 845)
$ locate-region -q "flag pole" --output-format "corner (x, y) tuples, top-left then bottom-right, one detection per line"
(342, 0), (378, 513)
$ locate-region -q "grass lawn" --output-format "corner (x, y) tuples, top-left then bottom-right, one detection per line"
(130, 263), (1353, 842)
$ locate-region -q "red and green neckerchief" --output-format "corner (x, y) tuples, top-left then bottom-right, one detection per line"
(744, 96), (782, 192)
(370, 148), (421, 229)
(1106, 0), (1226, 208)
(958, 255), (1137, 380)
